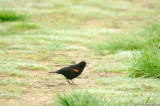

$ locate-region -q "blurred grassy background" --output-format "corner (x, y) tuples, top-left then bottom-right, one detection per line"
(0, 0), (160, 105)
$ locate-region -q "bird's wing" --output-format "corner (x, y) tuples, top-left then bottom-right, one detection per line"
(57, 65), (74, 73)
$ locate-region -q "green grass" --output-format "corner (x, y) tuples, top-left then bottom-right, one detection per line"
(128, 24), (160, 78)
(94, 77), (160, 105)
(90, 24), (160, 55)
(0, 9), (28, 22)
(0, 78), (29, 86)
(90, 34), (145, 54)
(0, 64), (28, 77)
(143, 24), (160, 47)
(56, 88), (160, 106)
(18, 63), (49, 71)
(93, 51), (133, 72)
(0, 0), (160, 105)
(5, 41), (67, 51)
(40, 76), (55, 81)
(10, 22), (40, 31)
(94, 62), (131, 72)
(129, 45), (160, 78)
(53, 57), (71, 65)
(0, 92), (20, 99)
(0, 78), (30, 99)
(56, 90), (106, 106)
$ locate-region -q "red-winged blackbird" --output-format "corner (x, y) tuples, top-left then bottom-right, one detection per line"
(49, 61), (87, 85)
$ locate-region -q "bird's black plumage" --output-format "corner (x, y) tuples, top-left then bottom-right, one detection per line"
(49, 61), (86, 85)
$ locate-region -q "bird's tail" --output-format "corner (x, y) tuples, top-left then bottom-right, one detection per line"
(48, 71), (57, 73)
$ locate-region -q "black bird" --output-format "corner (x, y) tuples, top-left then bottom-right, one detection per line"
(49, 61), (87, 85)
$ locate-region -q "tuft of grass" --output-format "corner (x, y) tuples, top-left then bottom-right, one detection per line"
(129, 45), (160, 78)
(89, 34), (145, 55)
(143, 23), (160, 47)
(90, 24), (160, 55)
(55, 88), (160, 106)
(128, 23), (160, 78)
(105, 35), (145, 53)
(10, 22), (40, 31)
(0, 9), (28, 22)
(56, 90), (106, 106)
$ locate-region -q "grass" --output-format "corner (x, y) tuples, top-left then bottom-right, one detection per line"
(95, 77), (160, 105)
(92, 23), (160, 78)
(10, 22), (40, 31)
(40, 76), (55, 81)
(56, 90), (106, 106)
(0, 92), (20, 99)
(93, 51), (133, 72)
(0, 64), (29, 77)
(5, 41), (67, 51)
(18, 63), (49, 71)
(56, 88), (160, 106)
(0, 9), (27, 22)
(0, 0), (160, 105)
(0, 78), (30, 99)
(129, 45), (160, 78)
(90, 34), (145, 54)
(94, 62), (131, 72)
(143, 24), (160, 47)
(90, 24), (160, 55)
(0, 78), (29, 86)
(53, 57), (71, 65)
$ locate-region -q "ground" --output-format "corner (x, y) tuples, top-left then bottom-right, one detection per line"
(0, 0), (160, 105)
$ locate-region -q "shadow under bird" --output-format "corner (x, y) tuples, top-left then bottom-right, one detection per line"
(49, 61), (87, 85)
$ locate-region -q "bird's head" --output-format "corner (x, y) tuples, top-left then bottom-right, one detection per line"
(79, 61), (87, 67)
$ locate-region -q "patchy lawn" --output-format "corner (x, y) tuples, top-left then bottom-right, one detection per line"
(0, 0), (160, 105)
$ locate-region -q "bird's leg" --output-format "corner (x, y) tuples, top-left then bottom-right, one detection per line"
(71, 80), (75, 85)
(66, 79), (73, 85)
